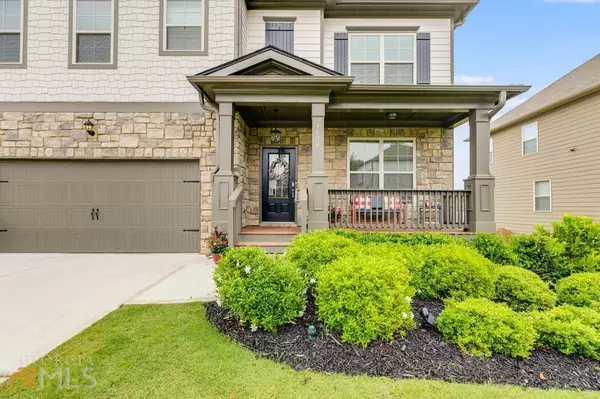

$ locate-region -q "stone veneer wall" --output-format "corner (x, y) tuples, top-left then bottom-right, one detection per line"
(244, 127), (453, 225)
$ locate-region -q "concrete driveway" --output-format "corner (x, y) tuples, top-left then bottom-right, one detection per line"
(0, 253), (214, 378)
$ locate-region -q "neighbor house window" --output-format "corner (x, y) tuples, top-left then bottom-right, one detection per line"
(489, 137), (494, 164)
(160, 0), (207, 55)
(522, 122), (538, 155)
(349, 139), (415, 189)
(534, 180), (551, 212)
(349, 34), (416, 84)
(0, 0), (25, 65)
(70, 0), (116, 67)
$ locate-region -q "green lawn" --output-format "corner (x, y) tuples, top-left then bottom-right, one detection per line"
(0, 303), (596, 399)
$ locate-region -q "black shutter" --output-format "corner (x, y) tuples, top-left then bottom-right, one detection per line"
(265, 22), (294, 53)
(416, 32), (431, 85)
(334, 32), (348, 75)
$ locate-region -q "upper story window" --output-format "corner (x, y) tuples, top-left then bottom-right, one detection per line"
(70, 0), (117, 68)
(522, 122), (538, 155)
(265, 20), (294, 54)
(349, 139), (415, 189)
(349, 34), (416, 84)
(160, 0), (207, 56)
(0, 0), (26, 67)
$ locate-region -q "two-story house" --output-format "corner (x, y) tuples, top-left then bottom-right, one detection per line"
(0, 0), (529, 253)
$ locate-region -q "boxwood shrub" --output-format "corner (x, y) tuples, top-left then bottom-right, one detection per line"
(411, 244), (498, 300)
(571, 253), (600, 274)
(332, 230), (455, 246)
(214, 247), (305, 333)
(555, 272), (600, 308)
(550, 215), (600, 263)
(437, 298), (537, 358)
(470, 233), (516, 265)
(532, 305), (600, 360)
(286, 230), (359, 282)
(315, 253), (416, 347)
(510, 233), (569, 282)
(494, 266), (556, 312)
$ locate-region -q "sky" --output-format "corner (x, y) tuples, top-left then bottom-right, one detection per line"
(453, 0), (600, 188)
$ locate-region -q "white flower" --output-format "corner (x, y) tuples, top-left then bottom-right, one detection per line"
(309, 278), (316, 284)
(236, 261), (240, 267)
(410, 312), (414, 320)
(405, 296), (412, 304)
(416, 289), (421, 294)
(216, 300), (222, 307)
(298, 310), (304, 318)
(250, 324), (258, 332)
(402, 312), (408, 319)
(244, 266), (251, 274)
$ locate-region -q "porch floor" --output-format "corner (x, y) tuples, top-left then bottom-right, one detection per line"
(240, 226), (302, 235)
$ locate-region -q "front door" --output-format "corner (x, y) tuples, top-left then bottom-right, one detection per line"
(261, 148), (296, 222)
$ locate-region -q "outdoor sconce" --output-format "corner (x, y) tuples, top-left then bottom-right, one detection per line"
(84, 119), (96, 137)
(270, 108), (282, 144)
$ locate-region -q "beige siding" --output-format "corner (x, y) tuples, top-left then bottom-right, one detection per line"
(246, 10), (322, 63)
(491, 90), (600, 233)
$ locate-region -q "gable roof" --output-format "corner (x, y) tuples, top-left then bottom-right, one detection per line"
(492, 53), (600, 132)
(196, 46), (342, 77)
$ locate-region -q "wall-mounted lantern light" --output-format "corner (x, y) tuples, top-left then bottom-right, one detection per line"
(84, 120), (95, 137)
(270, 109), (282, 144)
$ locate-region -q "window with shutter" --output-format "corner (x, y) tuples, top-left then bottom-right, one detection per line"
(72, 0), (115, 66)
(265, 22), (294, 53)
(161, 0), (207, 55)
(0, 0), (23, 64)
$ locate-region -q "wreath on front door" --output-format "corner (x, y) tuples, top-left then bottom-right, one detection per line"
(268, 155), (290, 182)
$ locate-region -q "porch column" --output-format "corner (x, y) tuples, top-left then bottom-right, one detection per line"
(307, 103), (329, 230)
(212, 102), (237, 234)
(464, 109), (496, 233)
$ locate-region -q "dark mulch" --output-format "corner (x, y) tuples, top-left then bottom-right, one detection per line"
(205, 297), (600, 391)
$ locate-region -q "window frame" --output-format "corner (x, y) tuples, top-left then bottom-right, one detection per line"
(533, 179), (552, 213)
(68, 0), (118, 69)
(159, 0), (208, 56)
(348, 32), (417, 85)
(0, 0), (27, 68)
(521, 121), (539, 156)
(347, 137), (417, 190)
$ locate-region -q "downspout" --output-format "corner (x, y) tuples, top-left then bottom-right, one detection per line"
(488, 90), (507, 120)
(197, 91), (220, 180)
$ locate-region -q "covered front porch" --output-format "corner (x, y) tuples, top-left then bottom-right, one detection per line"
(186, 47), (529, 247)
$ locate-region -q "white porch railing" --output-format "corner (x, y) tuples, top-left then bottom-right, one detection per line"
(328, 189), (470, 231)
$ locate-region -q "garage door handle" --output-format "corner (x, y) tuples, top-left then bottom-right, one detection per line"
(95, 209), (100, 221)
(91, 208), (96, 221)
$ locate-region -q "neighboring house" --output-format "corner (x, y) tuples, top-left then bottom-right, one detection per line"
(491, 54), (600, 234)
(0, 0), (528, 253)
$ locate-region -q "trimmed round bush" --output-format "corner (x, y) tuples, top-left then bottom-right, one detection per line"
(511, 233), (569, 282)
(551, 215), (600, 263)
(437, 298), (537, 358)
(332, 230), (454, 246)
(286, 230), (359, 281)
(494, 266), (557, 312)
(362, 243), (424, 272)
(532, 305), (600, 360)
(556, 272), (600, 308)
(470, 233), (516, 265)
(411, 244), (498, 300)
(315, 253), (416, 347)
(214, 247), (305, 333)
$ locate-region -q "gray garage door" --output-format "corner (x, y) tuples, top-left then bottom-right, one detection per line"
(0, 160), (200, 253)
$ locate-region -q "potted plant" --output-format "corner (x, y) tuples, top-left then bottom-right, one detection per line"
(329, 206), (342, 225)
(205, 226), (228, 263)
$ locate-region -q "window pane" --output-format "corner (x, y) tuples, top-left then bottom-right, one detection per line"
(350, 35), (379, 62)
(1, 0), (21, 30)
(522, 122), (538, 141)
(535, 197), (550, 212)
(384, 64), (413, 84)
(523, 139), (537, 155)
(535, 181), (550, 196)
(384, 35), (413, 61)
(384, 174), (413, 190)
(77, 0), (111, 31)
(0, 33), (20, 62)
(77, 33), (111, 63)
(167, 26), (202, 50)
(350, 174), (379, 190)
(383, 141), (413, 172)
(167, 0), (203, 25)
(350, 141), (380, 172)
(351, 63), (380, 84)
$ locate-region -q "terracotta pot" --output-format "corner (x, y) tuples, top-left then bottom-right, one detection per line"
(212, 253), (222, 264)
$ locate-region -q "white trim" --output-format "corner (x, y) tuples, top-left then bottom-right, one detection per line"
(162, 0), (205, 52)
(72, 0), (115, 65)
(521, 121), (539, 156)
(347, 137), (417, 190)
(348, 32), (417, 85)
(489, 136), (493, 164)
(0, 0), (24, 65)
(533, 179), (552, 213)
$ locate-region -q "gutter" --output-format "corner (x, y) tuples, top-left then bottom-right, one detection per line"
(197, 90), (220, 181)
(488, 90), (507, 119)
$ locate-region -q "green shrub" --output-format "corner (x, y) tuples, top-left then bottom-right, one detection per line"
(494, 266), (556, 312)
(556, 272), (600, 308)
(362, 243), (424, 272)
(411, 244), (498, 300)
(510, 233), (569, 282)
(470, 233), (516, 265)
(332, 230), (454, 246)
(570, 253), (600, 274)
(315, 253), (416, 347)
(437, 298), (537, 358)
(532, 305), (600, 359)
(551, 215), (600, 262)
(214, 247), (305, 332)
(286, 230), (359, 281)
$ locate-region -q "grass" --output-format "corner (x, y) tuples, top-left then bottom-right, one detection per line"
(0, 303), (597, 399)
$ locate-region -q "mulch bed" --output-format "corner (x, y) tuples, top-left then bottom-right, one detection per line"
(205, 297), (600, 391)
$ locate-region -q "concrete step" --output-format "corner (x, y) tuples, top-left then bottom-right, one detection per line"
(235, 242), (288, 254)
(237, 233), (296, 243)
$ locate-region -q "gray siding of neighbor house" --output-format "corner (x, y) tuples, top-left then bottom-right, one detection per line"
(491, 90), (600, 233)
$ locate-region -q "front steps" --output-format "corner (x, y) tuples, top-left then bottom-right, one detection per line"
(235, 226), (301, 253)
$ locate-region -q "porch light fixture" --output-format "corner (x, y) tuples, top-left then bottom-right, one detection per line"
(270, 109), (282, 144)
(387, 112), (398, 120)
(84, 120), (95, 137)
